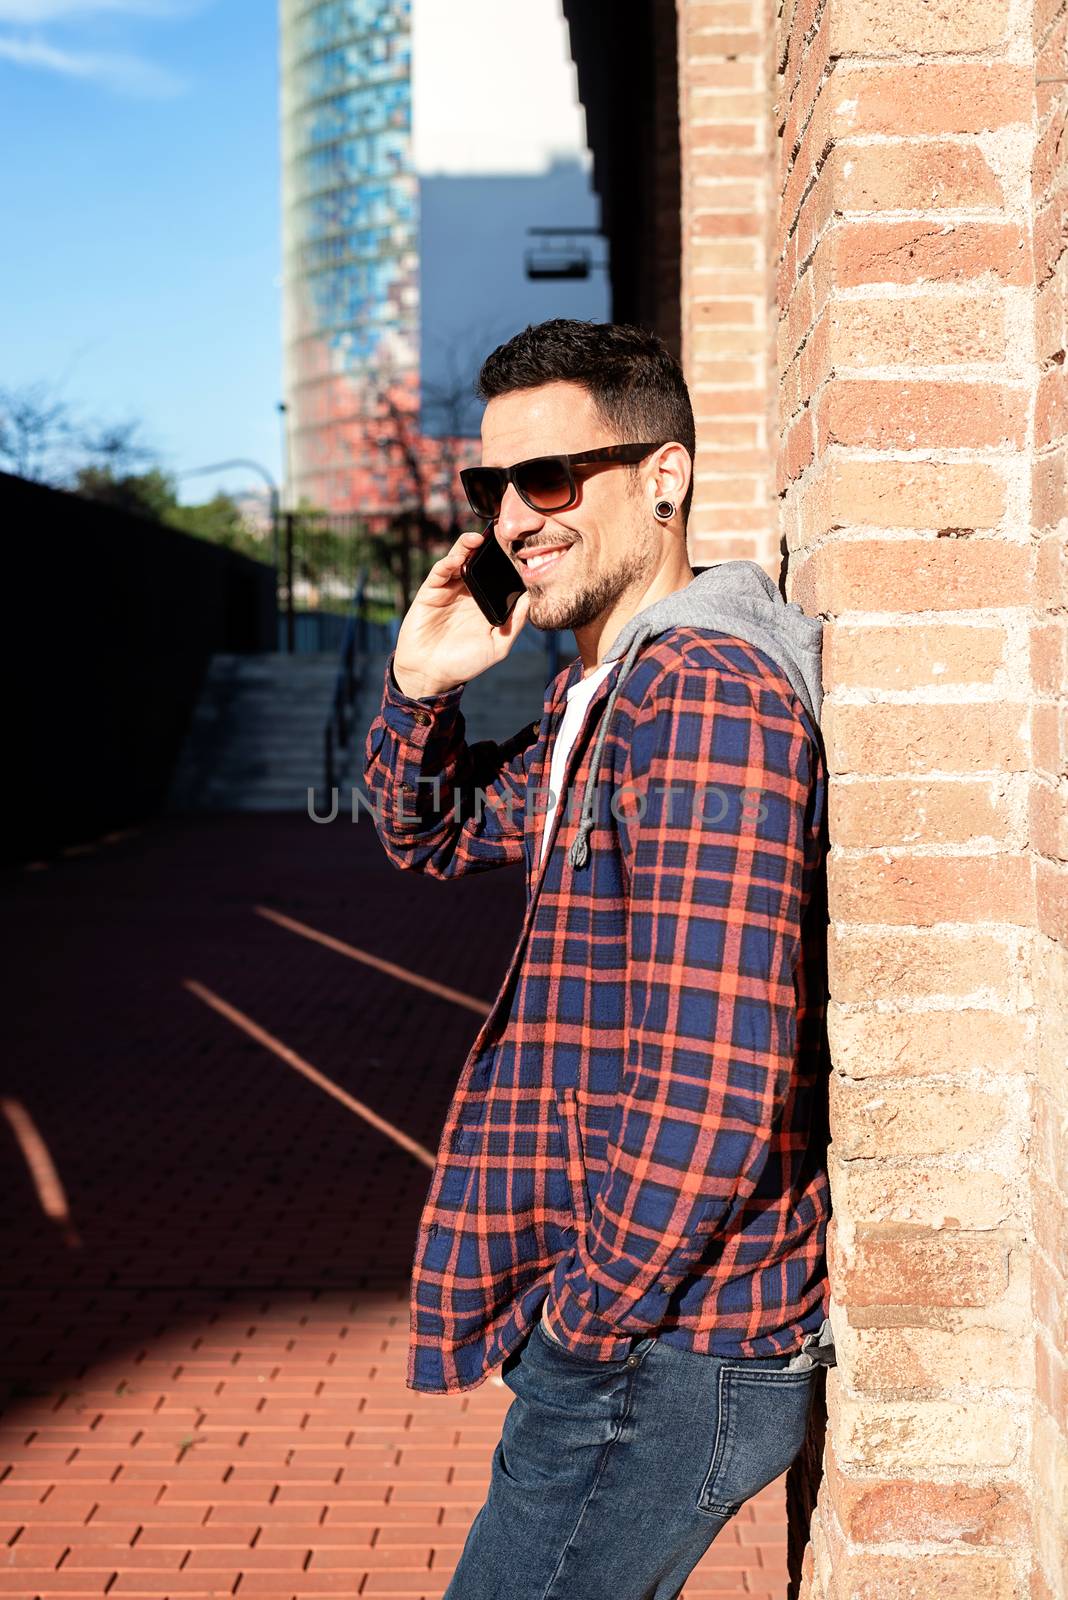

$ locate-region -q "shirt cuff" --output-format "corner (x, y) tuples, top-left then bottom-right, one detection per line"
(380, 649), (466, 739)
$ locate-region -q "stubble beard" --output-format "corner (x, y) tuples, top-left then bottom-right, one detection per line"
(525, 516), (661, 634)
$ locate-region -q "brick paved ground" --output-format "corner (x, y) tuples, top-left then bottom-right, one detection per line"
(0, 812), (790, 1599)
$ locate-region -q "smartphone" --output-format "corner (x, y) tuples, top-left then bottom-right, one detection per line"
(459, 520), (525, 627)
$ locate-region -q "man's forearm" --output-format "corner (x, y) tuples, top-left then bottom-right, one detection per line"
(361, 649), (531, 877)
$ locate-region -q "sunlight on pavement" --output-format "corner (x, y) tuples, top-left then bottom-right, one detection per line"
(0, 1096), (82, 1247)
(254, 904), (492, 1016)
(183, 978), (437, 1168)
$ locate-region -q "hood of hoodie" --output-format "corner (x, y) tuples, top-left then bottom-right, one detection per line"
(604, 559), (823, 724)
(565, 559), (824, 871)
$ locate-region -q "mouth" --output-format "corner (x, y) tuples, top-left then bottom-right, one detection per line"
(516, 543), (574, 584)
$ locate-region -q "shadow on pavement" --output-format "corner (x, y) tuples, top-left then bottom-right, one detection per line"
(1, 809), (525, 1350)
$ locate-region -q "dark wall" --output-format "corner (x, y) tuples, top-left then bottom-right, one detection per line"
(2, 472), (277, 864)
(561, 0), (681, 355)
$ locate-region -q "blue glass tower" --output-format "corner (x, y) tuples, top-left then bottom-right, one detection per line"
(280, 0), (419, 512)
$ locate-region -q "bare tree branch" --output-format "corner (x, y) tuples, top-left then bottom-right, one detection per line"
(78, 417), (155, 479)
(0, 382), (156, 488)
(0, 381), (76, 483)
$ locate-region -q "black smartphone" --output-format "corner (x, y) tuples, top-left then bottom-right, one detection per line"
(459, 520), (525, 627)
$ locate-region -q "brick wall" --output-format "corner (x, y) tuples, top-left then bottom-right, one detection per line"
(678, 0), (782, 566)
(766, 0), (1067, 1593)
(680, 0), (1068, 1591)
(1029, 2), (1067, 1591)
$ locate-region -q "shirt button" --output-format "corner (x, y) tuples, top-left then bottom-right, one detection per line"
(411, 709), (431, 725)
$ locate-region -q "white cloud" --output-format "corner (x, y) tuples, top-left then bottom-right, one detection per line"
(0, 32), (185, 96)
(0, 0), (199, 96)
(0, 1), (188, 18)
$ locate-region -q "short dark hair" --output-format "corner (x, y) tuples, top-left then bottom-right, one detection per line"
(476, 318), (696, 526)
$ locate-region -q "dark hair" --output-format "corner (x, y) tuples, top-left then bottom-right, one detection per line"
(476, 319), (696, 526)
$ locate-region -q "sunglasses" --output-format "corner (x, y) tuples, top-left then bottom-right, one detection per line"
(459, 442), (666, 522)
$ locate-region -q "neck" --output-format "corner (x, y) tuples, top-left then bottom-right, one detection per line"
(575, 548), (695, 677)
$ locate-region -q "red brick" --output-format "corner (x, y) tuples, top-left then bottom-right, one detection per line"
(821, 380), (1028, 452)
(793, 537), (1034, 615)
(828, 0), (1011, 52)
(830, 220), (1031, 289)
(841, 1226), (1012, 1309)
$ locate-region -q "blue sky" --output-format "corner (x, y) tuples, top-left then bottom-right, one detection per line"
(1, 0), (601, 509)
(1, 0), (283, 504)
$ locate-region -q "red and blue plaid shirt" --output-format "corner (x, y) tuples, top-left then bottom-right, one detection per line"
(363, 628), (831, 1393)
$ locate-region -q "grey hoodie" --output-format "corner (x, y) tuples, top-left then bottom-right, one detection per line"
(567, 559), (824, 870)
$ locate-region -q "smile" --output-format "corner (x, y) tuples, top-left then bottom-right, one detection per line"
(519, 545), (572, 582)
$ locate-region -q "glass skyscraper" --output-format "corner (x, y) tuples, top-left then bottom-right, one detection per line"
(280, 0), (421, 514)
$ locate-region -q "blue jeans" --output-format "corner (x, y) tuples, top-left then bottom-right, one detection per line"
(442, 1313), (818, 1600)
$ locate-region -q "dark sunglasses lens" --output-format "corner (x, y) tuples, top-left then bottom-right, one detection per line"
(516, 457), (573, 510)
(462, 469), (503, 519)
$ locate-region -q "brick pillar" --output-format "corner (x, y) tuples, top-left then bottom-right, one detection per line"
(770, 0), (1068, 1594)
(1029, 4), (1068, 1592)
(677, 0), (781, 569)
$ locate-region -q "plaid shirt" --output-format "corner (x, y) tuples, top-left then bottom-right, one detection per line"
(363, 628), (831, 1394)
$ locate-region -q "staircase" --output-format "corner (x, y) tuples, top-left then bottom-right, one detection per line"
(167, 653), (342, 812)
(167, 641), (562, 815)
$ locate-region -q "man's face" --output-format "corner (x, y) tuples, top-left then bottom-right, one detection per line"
(479, 380), (662, 634)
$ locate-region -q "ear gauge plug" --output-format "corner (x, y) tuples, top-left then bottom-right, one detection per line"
(654, 500), (675, 521)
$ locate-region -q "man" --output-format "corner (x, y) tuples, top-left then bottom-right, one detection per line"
(363, 319), (832, 1599)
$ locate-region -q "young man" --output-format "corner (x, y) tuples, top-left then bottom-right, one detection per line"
(363, 319), (832, 1599)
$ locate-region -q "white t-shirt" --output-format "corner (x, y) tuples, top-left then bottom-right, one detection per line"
(539, 659), (616, 866)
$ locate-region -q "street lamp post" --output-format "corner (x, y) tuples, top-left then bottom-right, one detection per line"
(177, 458), (281, 572)
(277, 402), (293, 518)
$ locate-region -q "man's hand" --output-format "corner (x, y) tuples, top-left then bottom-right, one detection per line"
(540, 1315), (565, 1345)
(392, 527), (531, 698)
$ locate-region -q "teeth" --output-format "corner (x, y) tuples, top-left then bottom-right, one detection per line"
(526, 548), (568, 570)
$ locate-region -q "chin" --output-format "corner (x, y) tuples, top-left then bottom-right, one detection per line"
(528, 595), (574, 631)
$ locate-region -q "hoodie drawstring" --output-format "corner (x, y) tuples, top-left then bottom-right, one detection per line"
(567, 628), (651, 871)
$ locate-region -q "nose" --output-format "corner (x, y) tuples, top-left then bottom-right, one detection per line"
(494, 482), (545, 553)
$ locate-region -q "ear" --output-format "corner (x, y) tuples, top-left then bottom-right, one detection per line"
(648, 442), (691, 519)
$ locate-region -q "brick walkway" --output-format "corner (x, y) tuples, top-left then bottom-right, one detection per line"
(0, 813), (789, 1599)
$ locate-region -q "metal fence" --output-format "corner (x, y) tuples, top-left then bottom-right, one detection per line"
(277, 508), (410, 654)
(277, 508), (561, 679)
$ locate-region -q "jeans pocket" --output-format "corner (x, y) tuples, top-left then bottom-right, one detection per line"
(696, 1362), (816, 1519)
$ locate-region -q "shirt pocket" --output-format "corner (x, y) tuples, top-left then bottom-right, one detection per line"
(553, 1085), (594, 1232)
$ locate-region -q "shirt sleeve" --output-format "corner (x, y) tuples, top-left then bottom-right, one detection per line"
(539, 659), (814, 1359)
(361, 647), (539, 878)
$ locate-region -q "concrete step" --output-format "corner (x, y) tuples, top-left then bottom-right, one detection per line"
(167, 652), (344, 812)
(161, 643), (568, 815)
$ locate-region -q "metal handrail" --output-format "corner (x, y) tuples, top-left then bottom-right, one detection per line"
(323, 566), (368, 796)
